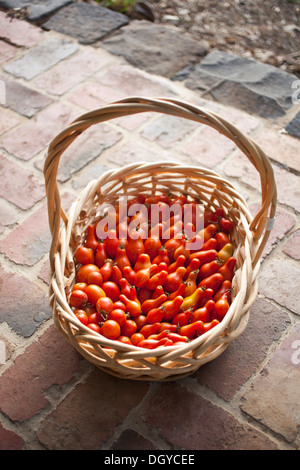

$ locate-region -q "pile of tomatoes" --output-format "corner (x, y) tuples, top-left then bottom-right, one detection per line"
(69, 192), (236, 350)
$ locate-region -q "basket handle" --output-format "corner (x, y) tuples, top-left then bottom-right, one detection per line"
(44, 96), (276, 270)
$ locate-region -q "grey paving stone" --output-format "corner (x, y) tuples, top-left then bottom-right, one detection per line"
(1, 75), (52, 117)
(181, 50), (298, 118)
(101, 20), (208, 78)
(43, 2), (129, 44)
(0, 0), (72, 22)
(3, 37), (78, 80)
(285, 110), (300, 139)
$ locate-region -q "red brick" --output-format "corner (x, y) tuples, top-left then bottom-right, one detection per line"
(0, 422), (24, 450)
(259, 258), (300, 316)
(109, 429), (158, 450)
(1, 102), (78, 161)
(0, 203), (50, 266)
(0, 108), (20, 136)
(254, 126), (300, 173)
(241, 323), (300, 443)
(0, 40), (18, 65)
(223, 152), (300, 213)
(0, 193), (74, 266)
(141, 114), (198, 149)
(0, 154), (45, 210)
(97, 63), (176, 97)
(183, 125), (236, 167)
(0, 11), (45, 48)
(3, 76), (52, 117)
(36, 368), (149, 449)
(0, 324), (83, 422)
(105, 139), (178, 167)
(250, 204), (295, 258)
(283, 229), (300, 261)
(68, 81), (124, 109)
(34, 48), (113, 96)
(143, 382), (278, 450)
(0, 265), (51, 337)
(194, 297), (291, 401)
(0, 198), (19, 234)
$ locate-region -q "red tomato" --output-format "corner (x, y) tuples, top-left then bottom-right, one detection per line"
(73, 282), (87, 291)
(121, 319), (137, 337)
(76, 264), (100, 284)
(100, 320), (121, 340)
(101, 281), (120, 303)
(69, 289), (88, 308)
(108, 309), (127, 326)
(104, 229), (120, 258)
(130, 333), (145, 346)
(87, 271), (103, 286)
(88, 311), (105, 324)
(84, 225), (99, 251)
(113, 301), (127, 312)
(96, 296), (114, 316)
(84, 284), (106, 306)
(117, 335), (133, 345)
(74, 309), (89, 326)
(99, 259), (113, 282)
(144, 236), (162, 260)
(94, 243), (107, 269)
(87, 322), (101, 334)
(75, 246), (94, 265)
(199, 273), (223, 293)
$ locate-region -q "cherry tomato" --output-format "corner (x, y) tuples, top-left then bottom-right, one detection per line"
(117, 335), (133, 345)
(100, 320), (121, 340)
(76, 264), (100, 284)
(75, 246), (94, 265)
(74, 309), (89, 326)
(108, 309), (127, 326)
(84, 284), (106, 306)
(87, 322), (101, 334)
(96, 296), (114, 317)
(69, 289), (88, 308)
(73, 282), (87, 291)
(130, 333), (145, 346)
(87, 271), (103, 286)
(101, 281), (120, 303)
(113, 301), (127, 312)
(121, 319), (137, 337)
(219, 217), (234, 232)
(134, 314), (147, 331)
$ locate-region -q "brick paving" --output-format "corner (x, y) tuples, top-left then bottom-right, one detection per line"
(0, 8), (299, 451)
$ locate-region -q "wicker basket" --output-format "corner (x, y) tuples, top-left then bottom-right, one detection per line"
(44, 97), (277, 381)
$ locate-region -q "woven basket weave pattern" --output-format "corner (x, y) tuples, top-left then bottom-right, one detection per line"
(44, 97), (276, 381)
